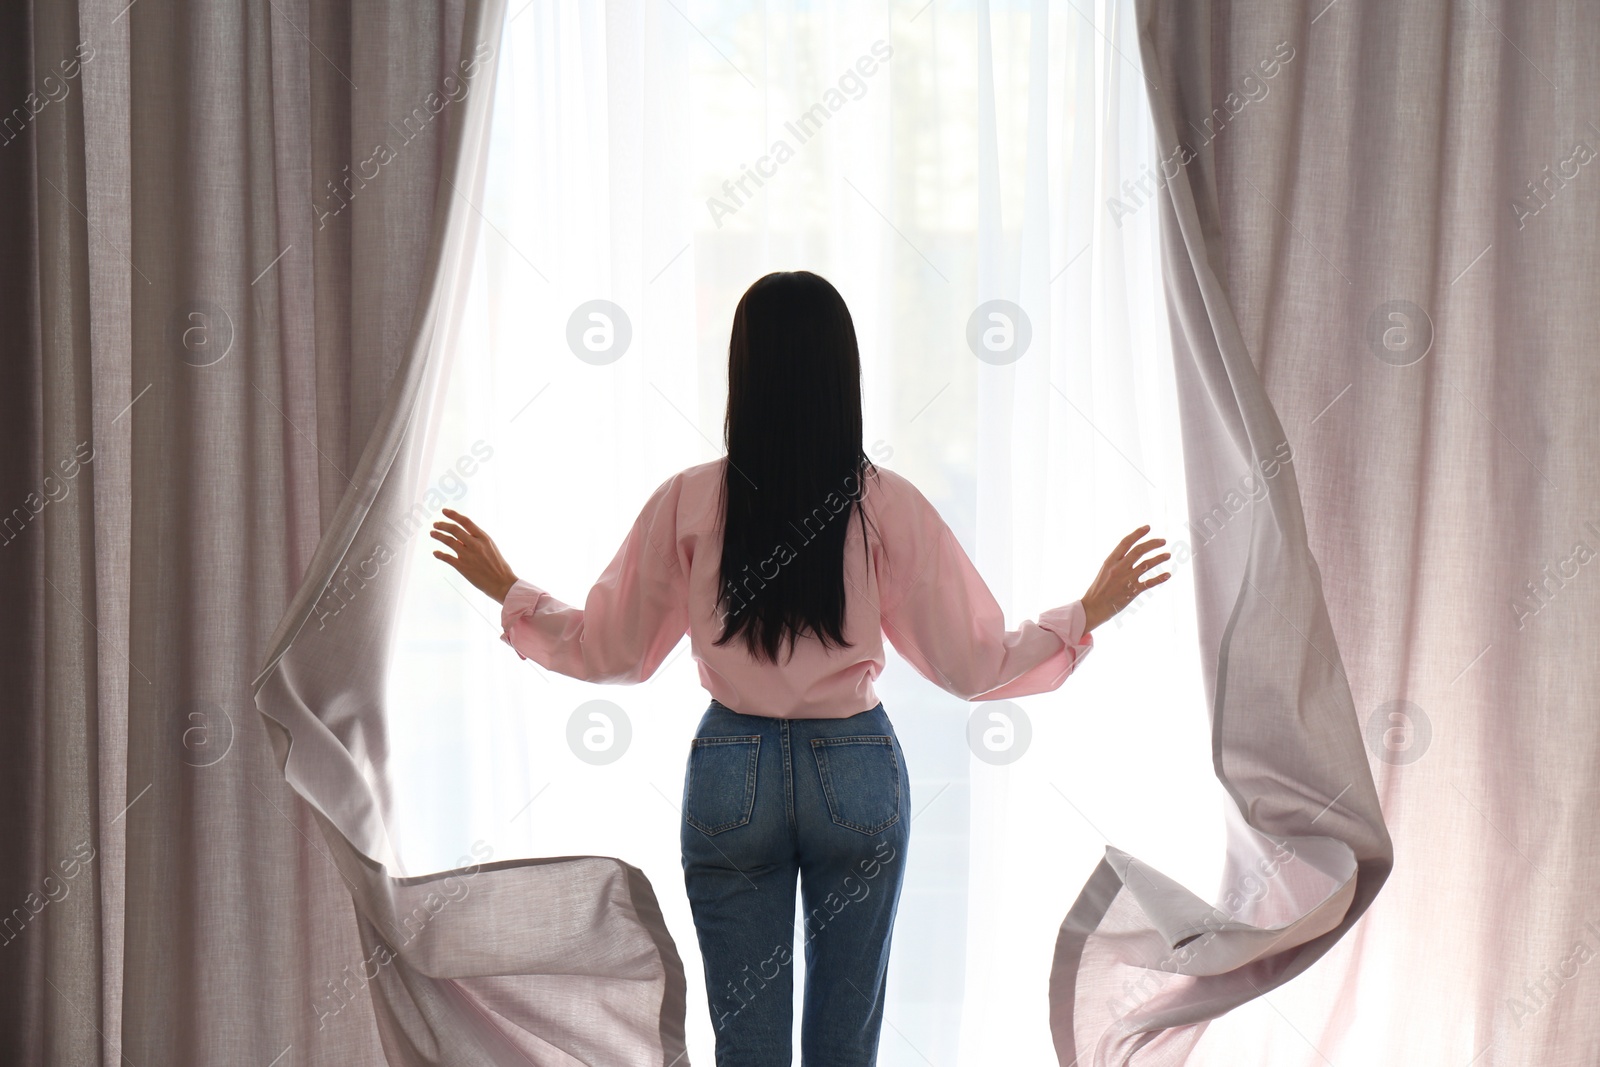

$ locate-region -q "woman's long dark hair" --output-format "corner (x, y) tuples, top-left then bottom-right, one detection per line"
(712, 271), (879, 665)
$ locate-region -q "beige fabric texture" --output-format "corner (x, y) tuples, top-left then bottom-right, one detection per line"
(3, 0), (682, 1063)
(1048, 2), (1595, 1065)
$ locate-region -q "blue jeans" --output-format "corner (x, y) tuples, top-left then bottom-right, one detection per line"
(680, 698), (911, 1066)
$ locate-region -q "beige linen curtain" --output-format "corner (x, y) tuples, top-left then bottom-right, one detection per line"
(2, 0), (683, 1062)
(1048, 1), (1599, 1065)
(1047, 0), (1393, 1054)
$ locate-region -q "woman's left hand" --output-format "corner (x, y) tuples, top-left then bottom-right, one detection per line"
(431, 508), (520, 603)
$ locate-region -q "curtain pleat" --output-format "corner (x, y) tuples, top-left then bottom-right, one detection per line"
(1117, 3), (1600, 1065)
(0, 0), (687, 1062)
(1047, 2), (1395, 1062)
(246, 0), (694, 1058)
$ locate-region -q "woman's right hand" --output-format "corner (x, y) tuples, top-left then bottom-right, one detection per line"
(1081, 525), (1171, 633)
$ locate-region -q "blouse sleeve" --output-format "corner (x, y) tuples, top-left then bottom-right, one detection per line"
(877, 475), (1093, 702)
(499, 473), (690, 684)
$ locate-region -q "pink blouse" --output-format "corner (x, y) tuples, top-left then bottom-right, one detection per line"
(499, 458), (1093, 718)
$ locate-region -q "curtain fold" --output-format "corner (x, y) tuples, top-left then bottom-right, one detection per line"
(1050, 1), (1600, 1064)
(1047, 2), (1394, 1062)
(1150, 3), (1600, 1064)
(248, 0), (693, 1061)
(4, 0), (693, 1062)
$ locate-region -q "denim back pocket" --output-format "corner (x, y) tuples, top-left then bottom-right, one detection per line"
(684, 736), (761, 835)
(809, 736), (901, 835)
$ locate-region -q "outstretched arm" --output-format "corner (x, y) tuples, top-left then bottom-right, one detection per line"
(430, 478), (690, 684)
(878, 475), (1169, 701)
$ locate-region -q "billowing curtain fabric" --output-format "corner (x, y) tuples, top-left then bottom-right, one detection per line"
(1047, 0), (1399, 1062)
(0, 0), (693, 1063)
(1049, 0), (1405, 1060)
(1050, 1), (1600, 1065)
(248, 0), (695, 1054)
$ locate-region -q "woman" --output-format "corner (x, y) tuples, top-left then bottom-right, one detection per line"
(430, 270), (1169, 1066)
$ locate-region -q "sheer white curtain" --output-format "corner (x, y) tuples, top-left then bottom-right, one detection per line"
(385, 1), (1218, 1061)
